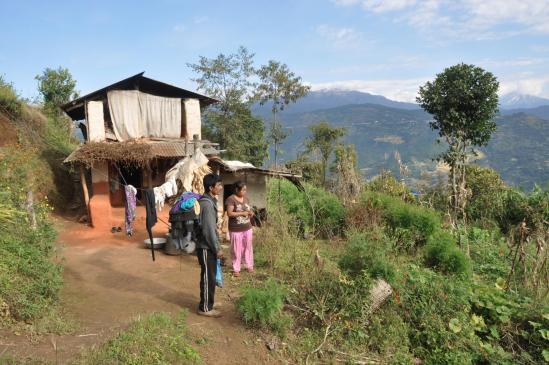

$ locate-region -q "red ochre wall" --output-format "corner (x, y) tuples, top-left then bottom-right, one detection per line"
(89, 162), (114, 231)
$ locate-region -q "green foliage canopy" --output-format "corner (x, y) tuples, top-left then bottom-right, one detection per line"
(188, 47), (267, 165)
(35, 67), (78, 115)
(305, 121), (346, 186)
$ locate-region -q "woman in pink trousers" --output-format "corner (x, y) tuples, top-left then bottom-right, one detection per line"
(226, 181), (254, 277)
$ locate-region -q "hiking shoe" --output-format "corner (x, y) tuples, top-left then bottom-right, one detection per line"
(246, 268), (254, 273)
(233, 271), (240, 277)
(197, 309), (222, 318)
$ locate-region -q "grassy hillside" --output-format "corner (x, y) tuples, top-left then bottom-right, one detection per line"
(235, 179), (549, 364)
(273, 103), (549, 189)
(0, 77), (75, 327)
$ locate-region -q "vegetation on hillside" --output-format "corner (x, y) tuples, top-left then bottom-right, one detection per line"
(235, 64), (547, 364)
(237, 178), (548, 364)
(75, 311), (201, 365)
(0, 71), (78, 328)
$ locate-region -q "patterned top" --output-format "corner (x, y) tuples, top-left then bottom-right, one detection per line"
(226, 195), (253, 232)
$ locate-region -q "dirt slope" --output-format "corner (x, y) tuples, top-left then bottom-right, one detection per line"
(0, 218), (276, 364)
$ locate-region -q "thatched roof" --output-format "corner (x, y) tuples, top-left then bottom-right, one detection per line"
(64, 139), (220, 168)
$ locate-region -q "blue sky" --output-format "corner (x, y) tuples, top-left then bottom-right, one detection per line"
(2, 0), (549, 102)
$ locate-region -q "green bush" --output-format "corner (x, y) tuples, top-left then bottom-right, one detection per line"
(290, 269), (372, 335)
(0, 221), (63, 321)
(465, 165), (506, 224)
(496, 185), (548, 234)
(470, 283), (549, 364)
(75, 311), (200, 365)
(236, 279), (291, 335)
(462, 227), (508, 280)
(359, 191), (441, 248)
(366, 306), (414, 363)
(424, 231), (471, 276)
(0, 76), (21, 118)
(396, 265), (475, 364)
(365, 171), (414, 202)
(339, 231), (395, 283)
(269, 179), (345, 237)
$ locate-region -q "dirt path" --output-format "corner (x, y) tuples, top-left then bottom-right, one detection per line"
(0, 217), (276, 364)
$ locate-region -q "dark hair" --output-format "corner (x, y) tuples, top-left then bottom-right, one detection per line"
(203, 173), (221, 194)
(234, 180), (246, 192)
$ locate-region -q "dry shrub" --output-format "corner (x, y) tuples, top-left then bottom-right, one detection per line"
(346, 199), (384, 231)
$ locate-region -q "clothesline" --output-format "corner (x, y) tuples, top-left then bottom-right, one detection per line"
(88, 165), (171, 228)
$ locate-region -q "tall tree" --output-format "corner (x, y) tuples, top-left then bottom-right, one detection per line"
(35, 67), (79, 116)
(305, 121), (346, 187)
(417, 63), (499, 221)
(188, 47), (267, 164)
(255, 60), (310, 168)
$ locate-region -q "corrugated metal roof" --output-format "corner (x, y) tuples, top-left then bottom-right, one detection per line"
(61, 72), (218, 120)
(208, 157), (302, 186)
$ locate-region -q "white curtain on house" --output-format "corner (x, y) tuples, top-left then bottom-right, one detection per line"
(107, 90), (181, 141)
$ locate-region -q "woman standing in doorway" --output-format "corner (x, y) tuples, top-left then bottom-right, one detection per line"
(226, 181), (254, 277)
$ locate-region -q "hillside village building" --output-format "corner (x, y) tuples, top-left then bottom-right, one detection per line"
(62, 72), (299, 231)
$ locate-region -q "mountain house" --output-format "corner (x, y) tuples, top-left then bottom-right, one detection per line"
(62, 72), (299, 231)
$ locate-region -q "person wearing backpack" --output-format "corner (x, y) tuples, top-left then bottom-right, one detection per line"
(225, 181), (255, 277)
(196, 173), (224, 317)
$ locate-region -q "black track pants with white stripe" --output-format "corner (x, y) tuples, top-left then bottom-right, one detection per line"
(197, 248), (217, 312)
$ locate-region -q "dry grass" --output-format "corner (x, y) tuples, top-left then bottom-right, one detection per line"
(69, 142), (153, 168)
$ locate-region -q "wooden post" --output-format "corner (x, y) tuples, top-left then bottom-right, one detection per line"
(79, 165), (92, 226)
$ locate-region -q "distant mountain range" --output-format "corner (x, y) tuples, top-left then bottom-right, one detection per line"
(252, 89), (418, 119)
(500, 105), (549, 119)
(499, 92), (549, 110)
(254, 89), (549, 115)
(254, 90), (549, 189)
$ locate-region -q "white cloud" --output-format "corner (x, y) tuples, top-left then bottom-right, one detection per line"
(331, 0), (362, 5)
(310, 77), (429, 102)
(316, 25), (364, 48)
(361, 0), (418, 13)
(499, 73), (549, 96)
(478, 57), (546, 68)
(311, 73), (549, 102)
(173, 24), (186, 32)
(193, 16), (209, 24)
(334, 0), (549, 40)
(531, 45), (549, 53)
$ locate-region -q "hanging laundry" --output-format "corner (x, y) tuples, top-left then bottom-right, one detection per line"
(159, 177), (178, 198)
(143, 188), (157, 261)
(153, 186), (166, 211)
(124, 185), (137, 236)
(165, 157), (189, 181)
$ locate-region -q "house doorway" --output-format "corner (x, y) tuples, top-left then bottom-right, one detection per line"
(223, 183), (236, 209)
(109, 164), (143, 207)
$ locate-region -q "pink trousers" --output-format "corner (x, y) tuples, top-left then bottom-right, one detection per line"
(230, 228), (253, 273)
